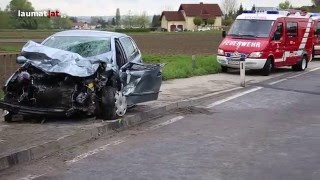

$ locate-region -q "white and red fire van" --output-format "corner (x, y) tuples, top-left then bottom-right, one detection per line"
(217, 10), (315, 76)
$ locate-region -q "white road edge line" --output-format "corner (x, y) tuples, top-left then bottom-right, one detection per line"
(147, 116), (184, 131)
(269, 78), (288, 85)
(206, 87), (263, 108)
(17, 174), (45, 180)
(267, 67), (320, 85)
(66, 138), (127, 165)
(65, 116), (185, 165)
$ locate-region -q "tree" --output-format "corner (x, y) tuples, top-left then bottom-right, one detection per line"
(52, 17), (72, 29)
(221, 0), (238, 17)
(207, 17), (215, 28)
(312, 0), (320, 6)
(70, 17), (78, 23)
(193, 17), (202, 30)
(151, 15), (161, 28)
(237, 3), (244, 15)
(251, 4), (256, 11)
(0, 10), (12, 29)
(278, 0), (293, 10)
(7, 0), (36, 29)
(116, 8), (121, 26)
(97, 18), (107, 28)
(111, 17), (116, 26)
(136, 11), (150, 28)
(223, 17), (234, 26)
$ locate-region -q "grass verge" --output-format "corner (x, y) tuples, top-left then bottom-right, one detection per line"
(0, 45), (21, 53)
(143, 54), (220, 80)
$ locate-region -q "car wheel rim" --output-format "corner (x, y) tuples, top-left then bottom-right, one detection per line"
(115, 91), (127, 117)
(302, 58), (307, 70)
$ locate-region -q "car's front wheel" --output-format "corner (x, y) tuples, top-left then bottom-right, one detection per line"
(100, 86), (127, 120)
(4, 111), (13, 122)
(221, 66), (228, 73)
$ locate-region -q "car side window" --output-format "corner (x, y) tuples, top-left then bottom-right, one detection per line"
(119, 37), (140, 61)
(115, 39), (128, 67)
(287, 22), (298, 38)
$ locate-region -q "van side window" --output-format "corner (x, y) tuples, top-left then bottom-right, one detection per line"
(287, 22), (298, 38)
(274, 22), (283, 40)
(316, 23), (320, 34)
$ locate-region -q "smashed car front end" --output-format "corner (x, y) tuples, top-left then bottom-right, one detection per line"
(0, 40), (112, 117)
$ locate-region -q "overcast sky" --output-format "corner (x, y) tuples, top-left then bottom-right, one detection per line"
(0, 0), (314, 16)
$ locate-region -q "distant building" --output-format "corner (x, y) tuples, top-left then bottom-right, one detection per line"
(160, 2), (223, 32)
(72, 22), (100, 30)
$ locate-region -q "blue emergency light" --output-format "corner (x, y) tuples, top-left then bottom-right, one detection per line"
(311, 13), (320, 17)
(266, 11), (279, 14)
(243, 10), (256, 14)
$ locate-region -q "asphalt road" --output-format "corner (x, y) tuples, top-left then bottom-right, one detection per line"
(2, 69), (320, 180)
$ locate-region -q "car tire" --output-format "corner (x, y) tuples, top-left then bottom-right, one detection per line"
(292, 56), (308, 71)
(221, 66), (228, 73)
(261, 59), (273, 76)
(100, 86), (127, 120)
(4, 111), (13, 122)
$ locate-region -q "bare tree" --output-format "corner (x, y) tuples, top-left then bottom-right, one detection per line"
(221, 0), (238, 17)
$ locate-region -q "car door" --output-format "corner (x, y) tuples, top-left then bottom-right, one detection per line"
(271, 20), (286, 66)
(284, 21), (299, 65)
(118, 37), (162, 105)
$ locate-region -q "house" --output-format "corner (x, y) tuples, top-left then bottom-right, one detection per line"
(160, 2), (223, 32)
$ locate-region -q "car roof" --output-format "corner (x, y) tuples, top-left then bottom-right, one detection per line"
(51, 30), (127, 38)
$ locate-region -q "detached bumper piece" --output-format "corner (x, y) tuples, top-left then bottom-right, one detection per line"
(0, 101), (73, 116)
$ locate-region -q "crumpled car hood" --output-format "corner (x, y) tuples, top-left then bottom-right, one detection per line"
(20, 41), (113, 77)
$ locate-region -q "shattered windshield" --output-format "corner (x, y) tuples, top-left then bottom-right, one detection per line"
(228, 19), (274, 38)
(43, 36), (111, 57)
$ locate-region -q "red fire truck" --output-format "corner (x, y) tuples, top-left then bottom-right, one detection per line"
(217, 11), (315, 76)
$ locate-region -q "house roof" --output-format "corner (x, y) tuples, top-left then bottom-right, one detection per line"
(161, 11), (185, 21)
(179, 3), (223, 18)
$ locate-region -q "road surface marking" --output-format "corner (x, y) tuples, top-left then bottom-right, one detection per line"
(268, 67), (320, 85)
(206, 87), (263, 108)
(66, 116), (184, 165)
(17, 174), (45, 180)
(66, 138), (126, 165)
(147, 116), (184, 130)
(269, 79), (288, 85)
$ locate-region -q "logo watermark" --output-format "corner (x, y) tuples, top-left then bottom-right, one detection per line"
(17, 10), (67, 18)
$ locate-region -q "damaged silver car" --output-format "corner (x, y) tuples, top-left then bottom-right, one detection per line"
(0, 30), (162, 122)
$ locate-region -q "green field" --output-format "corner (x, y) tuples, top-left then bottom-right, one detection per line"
(144, 55), (220, 80)
(0, 44), (21, 53)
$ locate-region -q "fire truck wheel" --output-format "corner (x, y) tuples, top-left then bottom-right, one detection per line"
(292, 56), (308, 71)
(221, 66), (228, 73)
(261, 59), (273, 76)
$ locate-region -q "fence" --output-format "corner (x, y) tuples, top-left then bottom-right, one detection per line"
(0, 53), (20, 86)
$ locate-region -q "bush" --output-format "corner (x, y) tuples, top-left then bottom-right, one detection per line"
(143, 55), (220, 80)
(115, 28), (151, 33)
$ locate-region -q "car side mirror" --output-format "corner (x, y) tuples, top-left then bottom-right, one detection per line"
(222, 30), (227, 38)
(16, 56), (27, 64)
(273, 31), (282, 41)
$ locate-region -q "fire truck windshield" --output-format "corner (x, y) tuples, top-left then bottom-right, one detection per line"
(228, 19), (274, 38)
